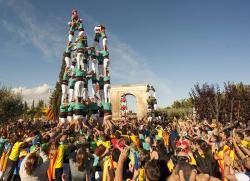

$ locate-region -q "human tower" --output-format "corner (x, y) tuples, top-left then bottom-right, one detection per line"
(59, 9), (112, 125)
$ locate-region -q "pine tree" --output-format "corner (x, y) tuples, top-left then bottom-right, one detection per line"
(49, 54), (66, 119)
(31, 99), (35, 109)
(23, 101), (29, 114)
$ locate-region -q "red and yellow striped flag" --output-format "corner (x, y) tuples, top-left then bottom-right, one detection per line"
(45, 107), (55, 121)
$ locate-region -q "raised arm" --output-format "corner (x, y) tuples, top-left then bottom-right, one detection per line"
(115, 147), (129, 181)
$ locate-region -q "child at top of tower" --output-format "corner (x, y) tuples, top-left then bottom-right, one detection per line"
(68, 9), (84, 43)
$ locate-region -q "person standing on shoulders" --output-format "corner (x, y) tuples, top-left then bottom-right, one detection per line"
(59, 99), (68, 126)
(103, 75), (111, 103)
(74, 66), (86, 102)
(61, 70), (69, 104)
(68, 9), (84, 43)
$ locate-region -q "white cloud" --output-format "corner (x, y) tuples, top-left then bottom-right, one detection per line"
(12, 84), (51, 106)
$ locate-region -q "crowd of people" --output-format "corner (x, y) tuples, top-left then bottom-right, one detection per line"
(0, 117), (249, 181)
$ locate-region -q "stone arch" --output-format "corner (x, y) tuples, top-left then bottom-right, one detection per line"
(110, 84), (151, 120)
(121, 93), (137, 114)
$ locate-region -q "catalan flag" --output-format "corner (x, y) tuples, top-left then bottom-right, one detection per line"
(45, 107), (55, 121)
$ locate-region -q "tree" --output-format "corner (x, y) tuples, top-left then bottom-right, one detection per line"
(189, 82), (250, 123)
(0, 85), (24, 122)
(27, 99), (36, 119)
(189, 83), (218, 120)
(35, 99), (45, 118)
(155, 98), (193, 121)
(23, 101), (29, 114)
(49, 54), (66, 119)
(172, 98), (193, 109)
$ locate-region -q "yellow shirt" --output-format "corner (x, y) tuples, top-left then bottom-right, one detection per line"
(139, 168), (145, 181)
(157, 129), (163, 138)
(162, 131), (169, 146)
(9, 142), (24, 161)
(241, 140), (250, 148)
(188, 152), (197, 166)
(130, 135), (140, 147)
(96, 140), (111, 149)
(54, 144), (67, 169)
(216, 145), (235, 180)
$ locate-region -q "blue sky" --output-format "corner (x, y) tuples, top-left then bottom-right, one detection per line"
(0, 0), (250, 106)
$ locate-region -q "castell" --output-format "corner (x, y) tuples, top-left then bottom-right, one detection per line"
(59, 9), (112, 128)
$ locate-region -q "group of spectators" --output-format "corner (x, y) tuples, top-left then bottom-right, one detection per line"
(0, 116), (249, 181)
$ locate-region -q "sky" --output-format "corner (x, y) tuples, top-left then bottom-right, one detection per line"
(0, 0), (250, 107)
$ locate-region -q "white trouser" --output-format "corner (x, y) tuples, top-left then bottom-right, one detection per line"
(67, 116), (73, 122)
(74, 81), (84, 98)
(104, 84), (110, 103)
(65, 57), (71, 68)
(74, 115), (87, 123)
(83, 87), (88, 100)
(68, 88), (74, 102)
(59, 118), (67, 124)
(102, 37), (107, 50)
(98, 64), (104, 77)
(92, 83), (97, 97)
(77, 52), (84, 69)
(91, 59), (97, 73)
(69, 34), (74, 42)
(99, 89), (104, 101)
(74, 115), (83, 121)
(61, 84), (68, 104)
(103, 58), (110, 76)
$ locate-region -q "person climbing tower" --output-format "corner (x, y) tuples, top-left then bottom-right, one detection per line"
(97, 75), (104, 101)
(89, 71), (98, 98)
(88, 47), (98, 74)
(98, 50), (110, 77)
(61, 69), (70, 104)
(94, 25), (108, 51)
(59, 99), (68, 125)
(68, 73), (76, 103)
(68, 9), (85, 43)
(75, 34), (88, 70)
(64, 42), (75, 69)
(74, 66), (87, 102)
(103, 74), (111, 103)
